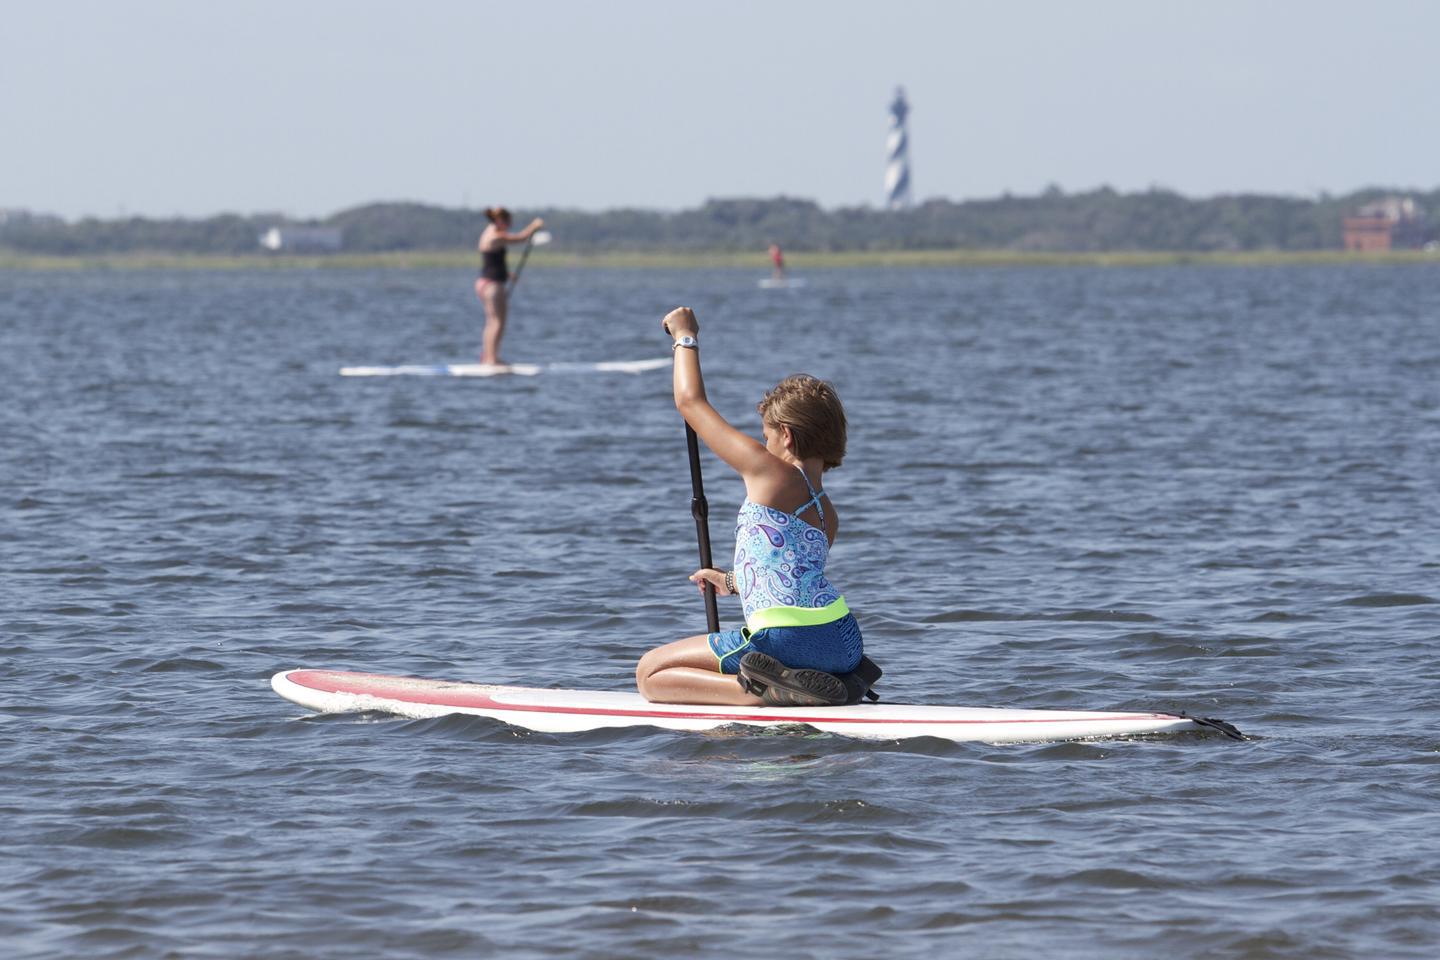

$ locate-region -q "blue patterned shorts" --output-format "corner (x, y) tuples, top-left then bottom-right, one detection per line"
(707, 614), (863, 675)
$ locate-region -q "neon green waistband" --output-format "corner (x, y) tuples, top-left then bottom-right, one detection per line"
(746, 597), (849, 631)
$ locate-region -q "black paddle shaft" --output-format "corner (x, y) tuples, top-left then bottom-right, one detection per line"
(506, 237), (536, 297)
(685, 423), (721, 634)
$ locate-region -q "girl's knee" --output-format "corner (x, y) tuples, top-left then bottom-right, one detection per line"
(635, 653), (663, 698)
(635, 647), (662, 684)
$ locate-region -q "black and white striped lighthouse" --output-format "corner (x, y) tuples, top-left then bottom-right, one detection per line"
(884, 87), (912, 210)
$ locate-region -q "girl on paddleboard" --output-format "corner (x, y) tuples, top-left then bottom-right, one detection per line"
(636, 307), (877, 707)
(476, 207), (545, 365)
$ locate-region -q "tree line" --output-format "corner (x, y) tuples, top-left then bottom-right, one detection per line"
(3, 186), (1435, 256)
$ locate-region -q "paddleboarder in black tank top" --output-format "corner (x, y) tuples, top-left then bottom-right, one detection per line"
(476, 207), (544, 365)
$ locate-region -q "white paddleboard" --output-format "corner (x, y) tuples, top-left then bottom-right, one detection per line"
(758, 277), (807, 289)
(272, 669), (1227, 744)
(339, 357), (669, 378)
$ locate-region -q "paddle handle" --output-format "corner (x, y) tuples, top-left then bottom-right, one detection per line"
(686, 422), (721, 634)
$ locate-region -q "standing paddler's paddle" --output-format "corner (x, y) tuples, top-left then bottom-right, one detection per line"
(685, 422), (722, 634)
(506, 230), (551, 298)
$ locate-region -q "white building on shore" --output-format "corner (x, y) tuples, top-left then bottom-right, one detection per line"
(259, 226), (343, 253)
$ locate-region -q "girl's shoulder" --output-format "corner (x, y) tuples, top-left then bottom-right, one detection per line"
(747, 459), (828, 508)
(743, 453), (798, 494)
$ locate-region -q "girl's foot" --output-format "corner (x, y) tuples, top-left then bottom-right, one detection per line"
(737, 652), (847, 707)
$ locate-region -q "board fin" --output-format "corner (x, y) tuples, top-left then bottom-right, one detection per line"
(1178, 712), (1246, 740)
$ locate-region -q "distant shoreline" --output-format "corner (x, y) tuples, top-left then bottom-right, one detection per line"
(2, 248), (1437, 271)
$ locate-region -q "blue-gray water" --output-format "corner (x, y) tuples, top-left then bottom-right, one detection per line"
(3, 265), (1437, 959)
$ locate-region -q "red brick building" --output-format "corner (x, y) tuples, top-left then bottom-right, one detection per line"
(1343, 196), (1424, 251)
(1343, 216), (1393, 251)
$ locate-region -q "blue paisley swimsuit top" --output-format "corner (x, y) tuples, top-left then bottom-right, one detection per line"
(733, 466), (845, 629)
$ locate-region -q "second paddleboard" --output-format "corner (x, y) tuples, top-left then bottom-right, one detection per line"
(339, 357), (670, 377)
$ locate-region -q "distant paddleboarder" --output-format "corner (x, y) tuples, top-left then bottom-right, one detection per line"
(476, 207), (545, 365)
(768, 242), (785, 282)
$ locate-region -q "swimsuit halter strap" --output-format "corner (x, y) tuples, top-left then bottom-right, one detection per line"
(792, 464), (825, 523)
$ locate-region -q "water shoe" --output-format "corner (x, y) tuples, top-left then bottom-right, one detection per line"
(737, 652), (848, 707)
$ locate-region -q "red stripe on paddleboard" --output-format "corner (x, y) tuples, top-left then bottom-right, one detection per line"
(285, 671), (1182, 728)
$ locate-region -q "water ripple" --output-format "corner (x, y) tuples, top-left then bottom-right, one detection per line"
(4, 266), (1439, 959)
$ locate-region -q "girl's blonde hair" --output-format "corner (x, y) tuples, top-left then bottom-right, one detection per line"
(757, 375), (847, 470)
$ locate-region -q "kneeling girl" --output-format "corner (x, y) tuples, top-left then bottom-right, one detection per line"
(635, 307), (864, 706)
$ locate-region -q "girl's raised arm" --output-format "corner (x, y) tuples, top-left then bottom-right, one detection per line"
(663, 307), (772, 482)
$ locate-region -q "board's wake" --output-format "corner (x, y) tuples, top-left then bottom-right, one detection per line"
(271, 669), (1243, 744)
(339, 357), (670, 378)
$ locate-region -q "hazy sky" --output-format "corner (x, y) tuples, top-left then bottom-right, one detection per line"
(5, 0), (1436, 220)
